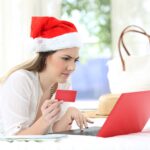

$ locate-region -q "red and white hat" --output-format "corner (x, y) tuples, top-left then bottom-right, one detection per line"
(30, 16), (82, 52)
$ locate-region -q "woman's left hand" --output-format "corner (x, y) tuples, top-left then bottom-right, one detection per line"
(66, 107), (94, 131)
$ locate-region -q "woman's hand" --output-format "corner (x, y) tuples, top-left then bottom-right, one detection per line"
(66, 107), (94, 131)
(41, 99), (63, 125)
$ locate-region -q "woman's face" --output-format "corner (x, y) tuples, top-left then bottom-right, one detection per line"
(45, 47), (79, 83)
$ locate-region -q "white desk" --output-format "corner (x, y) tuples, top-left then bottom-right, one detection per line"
(1, 133), (150, 150)
(0, 118), (150, 150)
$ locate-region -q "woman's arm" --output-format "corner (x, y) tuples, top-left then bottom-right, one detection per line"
(16, 117), (50, 135)
(16, 100), (62, 135)
(52, 107), (94, 132)
(52, 108), (72, 132)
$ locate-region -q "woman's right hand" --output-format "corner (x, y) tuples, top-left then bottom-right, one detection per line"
(40, 99), (63, 125)
(16, 99), (63, 135)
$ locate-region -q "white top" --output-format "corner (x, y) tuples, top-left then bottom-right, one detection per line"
(0, 69), (71, 136)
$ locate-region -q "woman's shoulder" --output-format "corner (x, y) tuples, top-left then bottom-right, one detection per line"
(0, 70), (37, 96)
(8, 69), (37, 81)
(2, 69), (37, 88)
(0, 69), (38, 93)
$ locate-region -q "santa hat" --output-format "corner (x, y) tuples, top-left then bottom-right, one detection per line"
(30, 16), (82, 52)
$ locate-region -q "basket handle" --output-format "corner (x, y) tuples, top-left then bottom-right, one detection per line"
(118, 25), (150, 71)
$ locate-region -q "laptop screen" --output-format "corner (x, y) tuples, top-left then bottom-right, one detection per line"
(97, 91), (150, 137)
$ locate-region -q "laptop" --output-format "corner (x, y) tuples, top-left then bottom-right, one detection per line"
(53, 90), (150, 137)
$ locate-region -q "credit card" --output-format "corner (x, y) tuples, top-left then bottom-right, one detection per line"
(55, 90), (77, 102)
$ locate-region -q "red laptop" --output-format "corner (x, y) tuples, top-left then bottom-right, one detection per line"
(54, 90), (150, 137)
(97, 90), (150, 137)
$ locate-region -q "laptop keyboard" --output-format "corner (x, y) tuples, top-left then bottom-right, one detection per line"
(52, 126), (101, 136)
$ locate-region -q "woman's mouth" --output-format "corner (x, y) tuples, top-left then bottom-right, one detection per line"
(61, 73), (70, 77)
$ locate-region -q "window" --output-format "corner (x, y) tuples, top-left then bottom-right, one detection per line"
(61, 0), (111, 100)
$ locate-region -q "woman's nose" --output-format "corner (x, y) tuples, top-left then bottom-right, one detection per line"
(67, 62), (76, 71)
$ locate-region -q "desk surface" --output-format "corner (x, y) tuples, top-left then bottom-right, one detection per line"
(0, 118), (150, 150)
(0, 132), (150, 150)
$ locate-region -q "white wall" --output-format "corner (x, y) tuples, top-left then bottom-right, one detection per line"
(1, 0), (150, 76)
(111, 0), (150, 57)
(0, 0), (62, 76)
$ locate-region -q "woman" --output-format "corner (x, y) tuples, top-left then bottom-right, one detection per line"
(0, 17), (93, 136)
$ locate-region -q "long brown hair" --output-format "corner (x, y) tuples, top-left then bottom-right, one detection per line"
(0, 51), (56, 83)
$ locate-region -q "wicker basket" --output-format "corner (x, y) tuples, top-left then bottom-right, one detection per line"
(97, 94), (120, 116)
(82, 94), (120, 118)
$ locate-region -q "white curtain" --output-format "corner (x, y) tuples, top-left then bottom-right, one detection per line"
(0, 0), (62, 76)
(111, 0), (150, 56)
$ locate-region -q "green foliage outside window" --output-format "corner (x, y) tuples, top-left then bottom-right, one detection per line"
(61, 0), (112, 60)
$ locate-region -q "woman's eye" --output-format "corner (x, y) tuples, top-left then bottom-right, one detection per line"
(62, 57), (79, 63)
(75, 59), (79, 63)
(62, 57), (70, 61)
